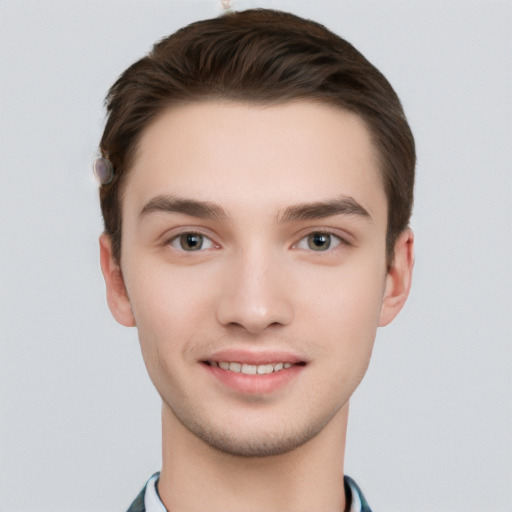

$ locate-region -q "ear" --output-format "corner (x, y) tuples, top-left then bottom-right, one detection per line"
(379, 229), (415, 327)
(99, 233), (136, 327)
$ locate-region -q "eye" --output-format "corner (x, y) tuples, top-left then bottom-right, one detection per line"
(169, 232), (215, 251)
(296, 231), (342, 251)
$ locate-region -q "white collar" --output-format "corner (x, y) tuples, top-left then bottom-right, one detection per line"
(144, 473), (167, 512)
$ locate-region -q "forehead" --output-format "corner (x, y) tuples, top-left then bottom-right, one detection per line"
(124, 101), (386, 225)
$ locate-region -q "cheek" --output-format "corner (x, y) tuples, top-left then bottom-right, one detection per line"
(300, 256), (386, 323)
(305, 279), (382, 400)
(123, 258), (225, 359)
(297, 256), (386, 367)
(123, 263), (214, 398)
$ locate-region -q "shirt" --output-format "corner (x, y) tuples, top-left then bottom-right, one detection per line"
(127, 472), (373, 512)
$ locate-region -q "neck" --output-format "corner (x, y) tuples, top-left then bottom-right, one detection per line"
(158, 403), (349, 512)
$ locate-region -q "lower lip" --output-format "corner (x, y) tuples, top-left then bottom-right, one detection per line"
(202, 363), (304, 394)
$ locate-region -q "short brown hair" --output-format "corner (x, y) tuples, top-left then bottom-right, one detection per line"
(99, 8), (415, 264)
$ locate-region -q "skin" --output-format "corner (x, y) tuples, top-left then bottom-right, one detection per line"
(100, 101), (414, 512)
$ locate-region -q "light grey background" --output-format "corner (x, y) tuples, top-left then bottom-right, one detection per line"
(1, 1), (510, 511)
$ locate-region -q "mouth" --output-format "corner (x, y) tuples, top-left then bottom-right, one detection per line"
(200, 357), (307, 394)
(202, 360), (306, 375)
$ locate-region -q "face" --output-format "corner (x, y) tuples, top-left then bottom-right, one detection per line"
(101, 101), (413, 457)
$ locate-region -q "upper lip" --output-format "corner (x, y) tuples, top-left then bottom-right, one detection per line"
(203, 349), (307, 365)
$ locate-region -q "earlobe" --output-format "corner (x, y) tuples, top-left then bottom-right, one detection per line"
(378, 229), (414, 327)
(99, 234), (136, 327)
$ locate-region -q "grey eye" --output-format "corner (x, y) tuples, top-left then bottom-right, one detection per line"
(170, 233), (214, 251)
(307, 232), (332, 250)
(296, 232), (342, 251)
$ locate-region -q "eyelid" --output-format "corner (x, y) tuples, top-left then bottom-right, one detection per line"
(292, 228), (352, 249)
(295, 232), (343, 251)
(162, 227), (221, 251)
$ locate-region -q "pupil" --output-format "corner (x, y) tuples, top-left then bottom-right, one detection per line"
(309, 232), (330, 250)
(182, 233), (202, 250)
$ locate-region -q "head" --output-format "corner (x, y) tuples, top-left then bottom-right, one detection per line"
(98, 9), (415, 458)
(99, 9), (415, 267)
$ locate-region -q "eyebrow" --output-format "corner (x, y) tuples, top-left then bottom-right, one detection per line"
(140, 195), (227, 221)
(278, 196), (372, 223)
(139, 194), (371, 223)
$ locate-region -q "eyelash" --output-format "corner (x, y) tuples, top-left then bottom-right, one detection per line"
(165, 230), (348, 253)
(167, 231), (217, 252)
(294, 231), (347, 252)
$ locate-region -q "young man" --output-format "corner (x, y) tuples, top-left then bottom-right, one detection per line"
(97, 8), (415, 512)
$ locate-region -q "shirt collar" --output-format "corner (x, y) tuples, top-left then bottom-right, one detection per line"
(144, 473), (167, 512)
(139, 472), (371, 512)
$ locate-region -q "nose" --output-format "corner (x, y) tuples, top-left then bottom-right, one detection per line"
(215, 246), (294, 334)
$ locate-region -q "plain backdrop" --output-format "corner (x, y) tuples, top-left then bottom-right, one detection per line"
(1, 1), (510, 511)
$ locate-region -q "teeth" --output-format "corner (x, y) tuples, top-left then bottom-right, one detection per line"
(242, 364), (257, 375)
(229, 362), (241, 372)
(257, 364), (274, 375)
(211, 361), (296, 374)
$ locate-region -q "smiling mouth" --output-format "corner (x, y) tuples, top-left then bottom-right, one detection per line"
(202, 361), (306, 375)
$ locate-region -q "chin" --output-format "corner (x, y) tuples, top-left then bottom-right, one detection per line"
(175, 407), (339, 458)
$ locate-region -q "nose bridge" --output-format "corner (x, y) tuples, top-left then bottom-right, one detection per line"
(216, 240), (293, 333)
